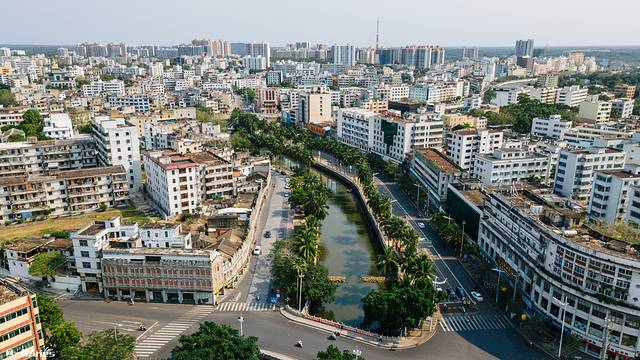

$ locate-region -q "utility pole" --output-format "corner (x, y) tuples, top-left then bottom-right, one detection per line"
(298, 274), (305, 312)
(557, 299), (568, 358)
(512, 274), (519, 303)
(238, 315), (245, 336)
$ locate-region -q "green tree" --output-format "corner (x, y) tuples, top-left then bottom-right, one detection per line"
(171, 322), (260, 360)
(482, 89), (496, 104)
(63, 329), (135, 360)
(316, 345), (365, 360)
(0, 89), (16, 107)
(48, 321), (82, 356)
(29, 251), (67, 280)
(7, 134), (25, 142)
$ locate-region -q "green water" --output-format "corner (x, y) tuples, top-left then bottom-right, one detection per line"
(313, 172), (382, 327)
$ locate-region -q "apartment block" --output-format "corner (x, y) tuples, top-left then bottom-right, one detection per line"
(92, 116), (142, 192)
(611, 98), (635, 119)
(82, 79), (125, 97)
(71, 217), (140, 293)
(0, 280), (45, 360)
(473, 149), (551, 186)
(553, 147), (626, 202)
(336, 108), (444, 162)
(410, 148), (463, 211)
(531, 115), (572, 139)
(579, 95), (612, 122)
(43, 113), (74, 139)
(144, 150), (200, 217)
(0, 165), (129, 221)
(555, 85), (588, 107)
(446, 128), (503, 172)
(297, 90), (331, 125)
(0, 136), (97, 178)
(588, 167), (640, 224)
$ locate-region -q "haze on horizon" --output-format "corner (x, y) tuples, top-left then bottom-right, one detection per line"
(2, 0), (639, 47)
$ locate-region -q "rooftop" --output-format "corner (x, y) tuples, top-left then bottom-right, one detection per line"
(415, 148), (463, 174)
(0, 279), (28, 305)
(188, 151), (229, 166)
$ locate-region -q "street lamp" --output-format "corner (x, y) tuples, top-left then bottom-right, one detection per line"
(352, 347), (362, 358)
(412, 183), (422, 209)
(298, 274), (305, 312)
(459, 220), (466, 258)
(492, 268), (506, 304)
(238, 315), (245, 336)
(553, 298), (568, 358)
(442, 215), (453, 225)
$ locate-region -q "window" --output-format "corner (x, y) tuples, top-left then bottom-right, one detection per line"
(80, 251), (90, 258)
(82, 262), (91, 269)
(79, 240), (88, 247)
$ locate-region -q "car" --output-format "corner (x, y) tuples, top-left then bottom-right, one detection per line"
(252, 246), (262, 255)
(470, 291), (484, 302)
(456, 286), (466, 298)
(435, 285), (443, 293)
(264, 231), (272, 238)
(417, 222), (426, 229)
(284, 193), (289, 197)
(446, 288), (457, 300)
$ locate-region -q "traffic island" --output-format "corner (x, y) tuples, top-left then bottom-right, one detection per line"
(279, 305), (439, 350)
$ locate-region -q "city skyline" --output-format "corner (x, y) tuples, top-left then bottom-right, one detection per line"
(3, 0), (640, 47)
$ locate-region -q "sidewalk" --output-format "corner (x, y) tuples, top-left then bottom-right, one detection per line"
(279, 305), (439, 350)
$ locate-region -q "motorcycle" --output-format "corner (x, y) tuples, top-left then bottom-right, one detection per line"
(296, 339), (303, 348)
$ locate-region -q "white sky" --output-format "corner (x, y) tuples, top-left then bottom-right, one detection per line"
(2, 0), (639, 47)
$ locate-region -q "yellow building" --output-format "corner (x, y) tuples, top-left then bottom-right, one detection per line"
(0, 280), (46, 359)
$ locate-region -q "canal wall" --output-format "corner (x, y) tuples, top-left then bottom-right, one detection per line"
(312, 160), (388, 250)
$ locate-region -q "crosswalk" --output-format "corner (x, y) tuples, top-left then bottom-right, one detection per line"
(216, 302), (276, 312)
(439, 314), (512, 332)
(135, 306), (215, 358)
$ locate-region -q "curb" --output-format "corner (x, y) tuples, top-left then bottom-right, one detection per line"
(278, 306), (436, 350)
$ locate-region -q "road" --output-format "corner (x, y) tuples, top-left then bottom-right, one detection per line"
(59, 160), (548, 359)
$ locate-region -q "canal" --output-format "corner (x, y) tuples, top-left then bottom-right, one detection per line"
(313, 170), (382, 327)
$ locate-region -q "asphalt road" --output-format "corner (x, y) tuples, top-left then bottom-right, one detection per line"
(58, 158), (549, 359)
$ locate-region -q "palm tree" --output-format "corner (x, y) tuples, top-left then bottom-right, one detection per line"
(377, 247), (399, 280)
(293, 227), (319, 264)
(405, 252), (434, 280)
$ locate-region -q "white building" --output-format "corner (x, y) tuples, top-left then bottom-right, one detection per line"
(108, 94), (151, 113)
(92, 116), (142, 192)
(476, 188), (640, 360)
(579, 95), (612, 122)
(140, 222), (192, 249)
(473, 148), (552, 186)
(410, 148), (463, 211)
(611, 98), (634, 119)
(531, 115), (572, 139)
(82, 79), (125, 97)
(588, 167), (640, 224)
(144, 150), (200, 217)
(446, 128), (503, 172)
(553, 147), (626, 202)
(43, 113), (74, 139)
(563, 126), (632, 148)
(373, 85), (410, 102)
(243, 55), (267, 71)
(555, 85), (588, 107)
(72, 217), (140, 292)
(332, 45), (355, 66)
(336, 108), (444, 162)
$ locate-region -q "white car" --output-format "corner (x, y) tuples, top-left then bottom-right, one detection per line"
(284, 193), (289, 197)
(252, 246), (262, 255)
(417, 222), (426, 229)
(470, 291), (483, 302)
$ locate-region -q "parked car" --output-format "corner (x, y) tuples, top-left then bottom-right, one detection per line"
(470, 291), (484, 302)
(456, 286), (466, 298)
(417, 222), (426, 229)
(252, 246), (262, 255)
(265, 231), (272, 238)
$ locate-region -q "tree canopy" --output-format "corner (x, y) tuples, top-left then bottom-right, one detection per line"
(171, 322), (260, 360)
(0, 89), (16, 107)
(29, 251), (67, 278)
(63, 329), (136, 360)
(38, 296), (82, 357)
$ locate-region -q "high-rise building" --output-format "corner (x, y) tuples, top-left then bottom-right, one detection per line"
(92, 116), (142, 192)
(332, 45), (356, 66)
(515, 39), (534, 58)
